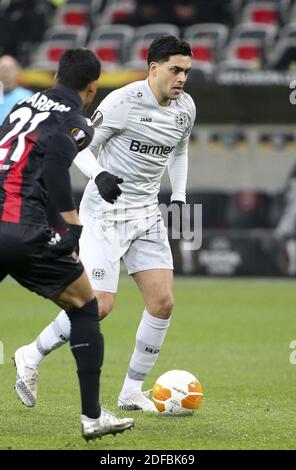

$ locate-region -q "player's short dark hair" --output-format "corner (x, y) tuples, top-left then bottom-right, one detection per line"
(57, 48), (101, 91)
(147, 35), (192, 66)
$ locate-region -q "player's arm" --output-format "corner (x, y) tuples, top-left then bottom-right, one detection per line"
(44, 131), (84, 255)
(73, 94), (130, 203)
(73, 127), (114, 179)
(167, 135), (189, 235)
(168, 133), (189, 205)
(168, 100), (196, 204)
(60, 209), (80, 226)
(73, 129), (123, 204)
(168, 101), (196, 233)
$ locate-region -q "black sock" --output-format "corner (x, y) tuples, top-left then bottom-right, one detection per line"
(66, 297), (103, 419)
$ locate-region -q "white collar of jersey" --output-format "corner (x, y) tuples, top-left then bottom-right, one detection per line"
(144, 78), (174, 109)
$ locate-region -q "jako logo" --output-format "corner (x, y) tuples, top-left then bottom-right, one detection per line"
(130, 140), (175, 156)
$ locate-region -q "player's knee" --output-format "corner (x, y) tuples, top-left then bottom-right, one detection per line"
(153, 293), (174, 319)
(98, 303), (112, 320)
(162, 295), (174, 318)
(54, 293), (94, 312)
(54, 272), (95, 311)
(95, 293), (114, 321)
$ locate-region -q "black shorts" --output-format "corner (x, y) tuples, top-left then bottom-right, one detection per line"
(0, 222), (84, 298)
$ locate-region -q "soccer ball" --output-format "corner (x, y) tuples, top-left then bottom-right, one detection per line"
(151, 370), (203, 416)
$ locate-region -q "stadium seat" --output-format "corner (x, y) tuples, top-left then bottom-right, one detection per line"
(226, 38), (264, 66)
(134, 24), (180, 41)
(184, 24), (228, 68)
(259, 131), (296, 150)
(231, 23), (277, 48)
(89, 24), (134, 63)
(232, 0), (245, 21)
(44, 26), (88, 47)
(30, 40), (73, 69)
(190, 39), (216, 64)
(261, 0), (292, 20)
(129, 38), (151, 64)
(129, 24), (179, 64)
(208, 130), (247, 149)
(53, 4), (91, 27)
(288, 2), (296, 23)
(87, 39), (122, 69)
(268, 37), (296, 70)
(242, 1), (281, 25)
(280, 22), (296, 39)
(184, 23), (229, 50)
(100, 0), (136, 24)
(67, 0), (103, 10)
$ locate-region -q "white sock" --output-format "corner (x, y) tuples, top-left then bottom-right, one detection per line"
(120, 376), (143, 398)
(24, 310), (71, 367)
(119, 308), (170, 400)
(22, 341), (44, 367)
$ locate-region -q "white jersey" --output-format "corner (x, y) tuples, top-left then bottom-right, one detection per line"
(79, 79), (196, 220)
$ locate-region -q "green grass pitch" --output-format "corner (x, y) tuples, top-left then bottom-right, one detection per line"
(0, 276), (296, 450)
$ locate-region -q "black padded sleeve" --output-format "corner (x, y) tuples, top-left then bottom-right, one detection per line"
(44, 132), (77, 213)
(43, 114), (94, 213)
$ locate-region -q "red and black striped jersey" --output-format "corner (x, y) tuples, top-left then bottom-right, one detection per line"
(0, 84), (93, 225)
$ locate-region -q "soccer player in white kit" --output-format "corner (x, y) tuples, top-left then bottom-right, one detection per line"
(14, 35), (196, 412)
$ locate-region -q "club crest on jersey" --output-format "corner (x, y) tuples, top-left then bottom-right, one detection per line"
(92, 268), (105, 280)
(71, 127), (86, 148)
(175, 113), (188, 129)
(91, 109), (103, 128)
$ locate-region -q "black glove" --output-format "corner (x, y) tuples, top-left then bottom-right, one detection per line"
(95, 171), (124, 204)
(48, 224), (82, 256)
(169, 200), (185, 236)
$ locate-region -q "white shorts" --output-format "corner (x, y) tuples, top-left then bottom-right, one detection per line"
(79, 210), (174, 293)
